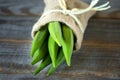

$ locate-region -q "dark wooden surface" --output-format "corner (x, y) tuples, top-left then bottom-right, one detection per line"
(0, 0), (120, 80)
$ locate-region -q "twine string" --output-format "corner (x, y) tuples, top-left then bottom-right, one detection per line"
(39, 0), (111, 33)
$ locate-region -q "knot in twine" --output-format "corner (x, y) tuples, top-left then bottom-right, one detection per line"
(40, 0), (111, 33)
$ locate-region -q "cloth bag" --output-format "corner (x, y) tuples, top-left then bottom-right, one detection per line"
(31, 0), (99, 51)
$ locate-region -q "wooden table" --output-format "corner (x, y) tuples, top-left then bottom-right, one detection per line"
(0, 0), (120, 80)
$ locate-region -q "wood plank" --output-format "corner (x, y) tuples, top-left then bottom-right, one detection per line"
(0, 16), (120, 41)
(0, 0), (120, 79)
(0, 0), (120, 18)
(0, 18), (120, 79)
(0, 38), (120, 79)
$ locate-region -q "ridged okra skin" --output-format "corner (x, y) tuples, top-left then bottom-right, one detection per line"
(30, 22), (74, 75)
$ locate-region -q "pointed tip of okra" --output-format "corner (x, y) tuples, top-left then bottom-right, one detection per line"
(34, 70), (38, 76)
(67, 63), (71, 67)
(34, 71), (39, 76)
(65, 58), (71, 67)
(34, 72), (37, 76)
(47, 73), (51, 76)
(31, 60), (36, 65)
(55, 40), (62, 47)
(47, 73), (50, 76)
(47, 66), (55, 76)
(51, 59), (56, 68)
(47, 71), (52, 76)
(58, 43), (62, 47)
(34, 68), (42, 76)
(52, 62), (56, 68)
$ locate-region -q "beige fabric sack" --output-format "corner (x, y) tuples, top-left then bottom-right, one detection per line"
(31, 0), (96, 51)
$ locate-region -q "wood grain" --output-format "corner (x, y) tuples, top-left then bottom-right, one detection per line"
(0, 0), (120, 18)
(0, 0), (120, 80)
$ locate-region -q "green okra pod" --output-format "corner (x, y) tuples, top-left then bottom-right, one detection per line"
(62, 25), (74, 66)
(34, 55), (51, 75)
(31, 41), (48, 65)
(47, 49), (65, 76)
(48, 35), (59, 67)
(30, 27), (49, 57)
(48, 22), (63, 46)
